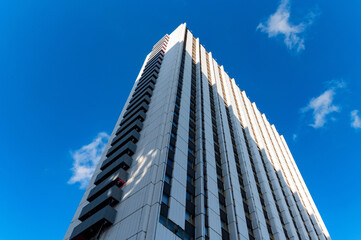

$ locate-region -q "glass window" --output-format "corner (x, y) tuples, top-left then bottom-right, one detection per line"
(185, 211), (191, 221)
(187, 175), (193, 184)
(186, 211), (194, 224)
(167, 220), (175, 232)
(186, 192), (191, 201)
(165, 174), (171, 184)
(187, 160), (193, 168)
(186, 192), (194, 203)
(162, 194), (169, 205)
(219, 202), (226, 212)
(184, 233), (191, 240)
(159, 215), (167, 226)
(221, 220), (228, 231)
(188, 148), (194, 155)
(176, 228), (183, 238)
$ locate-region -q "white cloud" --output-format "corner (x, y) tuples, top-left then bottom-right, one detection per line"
(292, 134), (297, 141)
(351, 110), (361, 129)
(301, 90), (339, 128)
(301, 81), (345, 128)
(68, 132), (109, 189)
(257, 0), (316, 52)
(325, 79), (346, 89)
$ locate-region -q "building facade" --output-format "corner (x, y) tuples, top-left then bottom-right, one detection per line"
(65, 24), (330, 240)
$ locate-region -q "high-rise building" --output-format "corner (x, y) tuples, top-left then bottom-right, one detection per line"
(65, 24), (330, 240)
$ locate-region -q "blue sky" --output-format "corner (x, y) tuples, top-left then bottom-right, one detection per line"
(0, 0), (360, 239)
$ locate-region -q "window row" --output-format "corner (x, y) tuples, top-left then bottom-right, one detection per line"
(207, 76), (229, 240)
(160, 30), (195, 240)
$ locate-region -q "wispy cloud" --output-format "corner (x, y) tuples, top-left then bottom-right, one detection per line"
(68, 132), (109, 189)
(257, 0), (317, 52)
(351, 110), (361, 129)
(301, 80), (345, 128)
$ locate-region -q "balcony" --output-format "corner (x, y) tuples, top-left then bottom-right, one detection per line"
(97, 154), (132, 182)
(128, 88), (153, 106)
(70, 205), (116, 240)
(134, 77), (156, 93)
(125, 97), (151, 117)
(87, 168), (127, 202)
(122, 102), (149, 119)
(79, 186), (122, 222)
(107, 130), (140, 157)
(119, 109), (146, 129)
(131, 83), (154, 101)
(116, 116), (144, 136)
(113, 119), (143, 144)
(102, 141), (136, 170)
